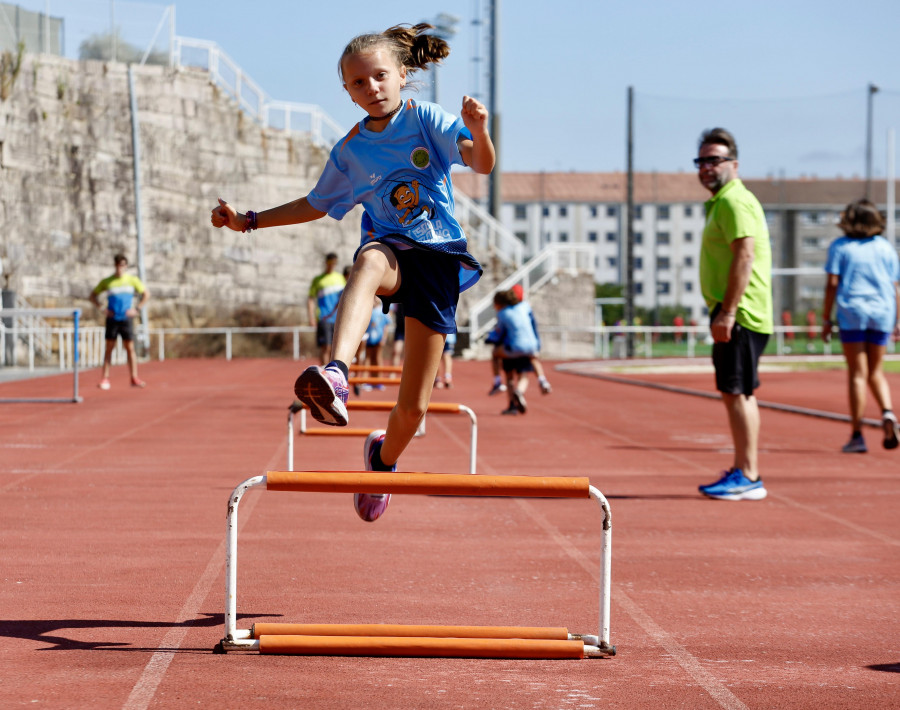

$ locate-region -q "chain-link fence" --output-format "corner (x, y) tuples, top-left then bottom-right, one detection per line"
(1, 0), (173, 65)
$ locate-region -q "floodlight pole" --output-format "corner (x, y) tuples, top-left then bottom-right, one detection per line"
(487, 0), (501, 219)
(624, 86), (635, 358)
(865, 83), (878, 199)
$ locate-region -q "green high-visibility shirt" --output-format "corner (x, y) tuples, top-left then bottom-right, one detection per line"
(700, 179), (773, 334)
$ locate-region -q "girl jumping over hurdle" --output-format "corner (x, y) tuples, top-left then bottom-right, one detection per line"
(211, 23), (495, 522)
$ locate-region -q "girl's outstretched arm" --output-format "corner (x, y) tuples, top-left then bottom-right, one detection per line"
(211, 197), (327, 231)
(458, 95), (495, 175)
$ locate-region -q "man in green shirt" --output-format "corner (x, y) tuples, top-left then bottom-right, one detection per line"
(695, 128), (773, 501)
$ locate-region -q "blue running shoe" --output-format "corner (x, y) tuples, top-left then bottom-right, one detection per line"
(842, 433), (867, 454)
(355, 429), (394, 522)
(293, 365), (349, 426)
(699, 468), (767, 501)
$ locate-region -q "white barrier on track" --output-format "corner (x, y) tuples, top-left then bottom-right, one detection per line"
(215, 471), (614, 658)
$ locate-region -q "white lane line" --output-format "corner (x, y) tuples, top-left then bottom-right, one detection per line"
(122, 442), (285, 710)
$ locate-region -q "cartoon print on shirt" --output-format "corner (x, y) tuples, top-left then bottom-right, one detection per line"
(383, 175), (438, 227)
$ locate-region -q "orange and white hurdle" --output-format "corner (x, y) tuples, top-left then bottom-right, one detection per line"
(215, 471), (614, 658)
(287, 400), (478, 474)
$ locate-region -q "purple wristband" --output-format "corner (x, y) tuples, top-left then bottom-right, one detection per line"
(242, 210), (258, 233)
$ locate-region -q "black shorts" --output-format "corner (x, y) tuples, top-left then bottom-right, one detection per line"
(375, 246), (460, 335)
(711, 307), (769, 396)
(105, 317), (134, 342)
(502, 356), (534, 375)
(316, 320), (336, 347)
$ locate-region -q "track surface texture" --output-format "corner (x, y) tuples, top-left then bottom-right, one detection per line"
(2, 357), (898, 709)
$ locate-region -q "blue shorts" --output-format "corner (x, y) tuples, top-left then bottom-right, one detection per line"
(376, 245), (460, 335)
(839, 329), (891, 346)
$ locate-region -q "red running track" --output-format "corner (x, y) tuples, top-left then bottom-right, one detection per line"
(1, 357), (898, 708)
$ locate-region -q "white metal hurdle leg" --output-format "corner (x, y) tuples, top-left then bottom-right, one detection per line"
(215, 471), (613, 657)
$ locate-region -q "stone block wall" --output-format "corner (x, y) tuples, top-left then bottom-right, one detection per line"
(0, 55), (360, 327)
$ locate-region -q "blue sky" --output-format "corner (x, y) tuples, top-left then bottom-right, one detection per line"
(16, 0), (900, 179)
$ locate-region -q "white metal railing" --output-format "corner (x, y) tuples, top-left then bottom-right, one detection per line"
(466, 244), (596, 343)
(5, 323), (892, 371)
(172, 36), (344, 148)
(454, 191), (524, 268)
(0, 295), (54, 361)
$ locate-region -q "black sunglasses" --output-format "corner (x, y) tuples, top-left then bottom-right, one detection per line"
(693, 156), (735, 168)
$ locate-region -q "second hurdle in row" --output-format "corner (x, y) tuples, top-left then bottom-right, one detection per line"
(287, 399), (478, 474)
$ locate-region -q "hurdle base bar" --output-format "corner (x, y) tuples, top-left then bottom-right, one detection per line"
(220, 472), (612, 658)
(216, 634), (614, 658)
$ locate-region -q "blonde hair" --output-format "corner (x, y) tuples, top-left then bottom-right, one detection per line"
(339, 23), (450, 83)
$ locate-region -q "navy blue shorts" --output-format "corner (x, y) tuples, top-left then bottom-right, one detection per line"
(377, 246), (460, 335)
(839, 328), (891, 346)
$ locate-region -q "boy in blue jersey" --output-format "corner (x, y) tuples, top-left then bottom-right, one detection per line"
(90, 254), (149, 390)
(211, 23), (495, 522)
(492, 289), (544, 415)
(307, 253), (346, 365)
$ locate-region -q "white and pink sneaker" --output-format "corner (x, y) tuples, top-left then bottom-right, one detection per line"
(293, 365), (349, 426)
(354, 429), (395, 522)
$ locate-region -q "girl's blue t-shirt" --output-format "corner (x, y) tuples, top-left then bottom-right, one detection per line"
(496, 302), (540, 355)
(825, 234), (900, 332)
(308, 99), (482, 293)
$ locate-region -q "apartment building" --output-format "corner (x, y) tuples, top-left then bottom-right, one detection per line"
(453, 172), (898, 322)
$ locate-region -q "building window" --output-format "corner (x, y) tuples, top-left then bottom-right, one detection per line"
(588, 231), (598, 242)
(684, 231), (693, 243)
(514, 231), (528, 244)
(802, 236), (820, 248)
(589, 205), (599, 218)
(635, 257), (643, 270)
(656, 231), (670, 245)
(635, 232), (643, 244)
(658, 205), (670, 220)
(606, 205), (617, 217)
(684, 205), (693, 217)
(635, 283), (644, 295)
(801, 211), (822, 225)
(606, 231), (617, 242)
(657, 281), (670, 295)
(685, 281), (693, 292)
(542, 206), (550, 217)
(634, 205), (643, 219)
(513, 204), (527, 220)
(657, 256), (670, 270)
(559, 205), (568, 217)
(543, 233), (551, 245)
(607, 257), (617, 267)
(684, 255), (693, 267)
(559, 232), (569, 242)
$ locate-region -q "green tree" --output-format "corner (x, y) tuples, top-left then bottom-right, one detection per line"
(78, 29), (167, 65)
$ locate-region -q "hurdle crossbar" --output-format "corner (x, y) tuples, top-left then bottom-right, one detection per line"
(217, 471), (613, 658)
(348, 376), (399, 386)
(287, 401), (478, 474)
(349, 364), (402, 374)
